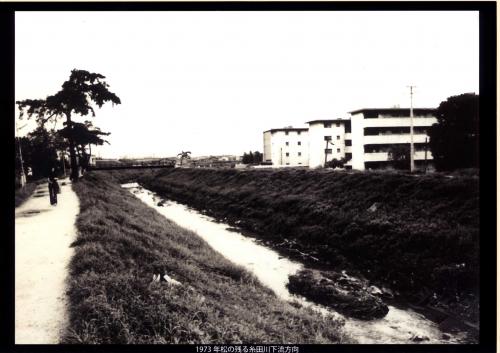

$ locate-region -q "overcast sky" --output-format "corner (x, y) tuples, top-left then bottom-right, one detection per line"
(15, 11), (479, 158)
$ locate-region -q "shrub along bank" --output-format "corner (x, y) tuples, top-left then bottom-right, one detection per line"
(137, 168), (479, 323)
(65, 171), (347, 344)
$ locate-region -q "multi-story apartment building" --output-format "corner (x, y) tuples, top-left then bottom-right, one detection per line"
(263, 127), (309, 166)
(349, 108), (436, 170)
(306, 118), (352, 168)
(263, 108), (437, 171)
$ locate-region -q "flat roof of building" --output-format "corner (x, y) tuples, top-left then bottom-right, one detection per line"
(348, 108), (436, 115)
(306, 118), (350, 124)
(264, 127), (309, 133)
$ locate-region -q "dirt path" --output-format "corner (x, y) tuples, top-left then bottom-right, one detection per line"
(15, 178), (80, 344)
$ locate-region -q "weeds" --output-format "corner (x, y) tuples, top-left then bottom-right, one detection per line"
(65, 172), (347, 344)
(134, 168), (479, 320)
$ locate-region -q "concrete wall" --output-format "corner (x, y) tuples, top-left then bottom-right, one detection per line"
(350, 113), (366, 170)
(266, 130), (309, 167)
(263, 131), (272, 162)
(308, 121), (347, 168)
(350, 112), (437, 170)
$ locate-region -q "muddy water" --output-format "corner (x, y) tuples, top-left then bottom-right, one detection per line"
(123, 183), (468, 344)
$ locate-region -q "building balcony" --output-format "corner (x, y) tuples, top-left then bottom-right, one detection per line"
(363, 134), (429, 144)
(363, 117), (437, 128)
(364, 151), (433, 162)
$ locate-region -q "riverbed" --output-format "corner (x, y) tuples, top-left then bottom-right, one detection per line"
(123, 182), (468, 344)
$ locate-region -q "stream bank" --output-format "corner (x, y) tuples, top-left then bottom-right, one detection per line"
(135, 168), (479, 341)
(66, 173), (348, 344)
(124, 183), (472, 344)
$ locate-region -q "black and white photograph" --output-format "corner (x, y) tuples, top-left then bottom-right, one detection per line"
(8, 2), (495, 350)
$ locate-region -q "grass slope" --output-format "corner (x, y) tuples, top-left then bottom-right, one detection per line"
(137, 169), (479, 315)
(65, 171), (347, 344)
(15, 181), (38, 207)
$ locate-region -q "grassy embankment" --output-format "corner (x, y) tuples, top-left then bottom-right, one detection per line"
(135, 168), (479, 324)
(64, 171), (347, 344)
(15, 181), (40, 207)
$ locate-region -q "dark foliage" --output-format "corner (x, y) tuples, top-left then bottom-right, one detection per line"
(17, 69), (120, 180)
(242, 151), (263, 164)
(429, 93), (479, 171)
(17, 126), (62, 179)
(325, 158), (348, 169)
(58, 121), (110, 170)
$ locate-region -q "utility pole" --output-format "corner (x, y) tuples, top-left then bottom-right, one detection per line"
(324, 139), (334, 168)
(424, 137), (428, 174)
(408, 85), (416, 173)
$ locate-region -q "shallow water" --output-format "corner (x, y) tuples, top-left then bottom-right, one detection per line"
(123, 183), (468, 344)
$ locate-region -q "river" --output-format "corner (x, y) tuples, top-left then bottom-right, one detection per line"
(122, 182), (468, 344)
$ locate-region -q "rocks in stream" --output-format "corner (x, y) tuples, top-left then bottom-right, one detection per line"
(411, 335), (430, 342)
(287, 269), (389, 320)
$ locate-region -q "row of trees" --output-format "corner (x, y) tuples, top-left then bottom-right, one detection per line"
(16, 69), (121, 182)
(242, 151), (263, 164)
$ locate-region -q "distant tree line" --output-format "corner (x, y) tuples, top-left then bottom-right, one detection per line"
(242, 151), (263, 164)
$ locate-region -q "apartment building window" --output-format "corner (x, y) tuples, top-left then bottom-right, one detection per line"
(337, 148), (341, 153)
(324, 123), (331, 128)
(324, 136), (332, 141)
(286, 163), (290, 165)
(286, 142), (289, 146)
(336, 122), (340, 127)
(337, 135), (340, 140)
(345, 140), (352, 146)
(298, 141), (301, 146)
(285, 152), (289, 157)
(325, 149), (332, 154)
(297, 131), (301, 135)
(285, 131), (289, 135)
(298, 152), (302, 156)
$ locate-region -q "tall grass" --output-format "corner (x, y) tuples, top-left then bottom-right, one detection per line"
(137, 168), (479, 312)
(65, 171), (347, 344)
